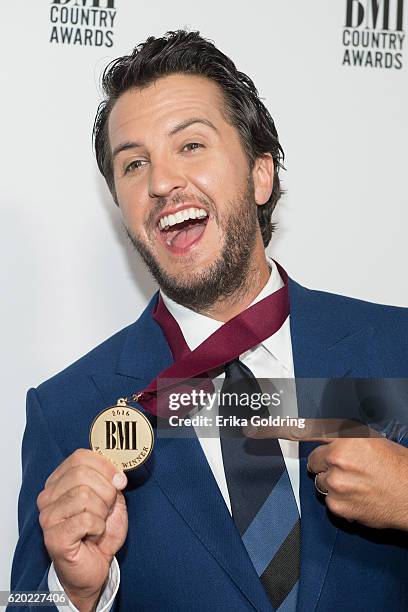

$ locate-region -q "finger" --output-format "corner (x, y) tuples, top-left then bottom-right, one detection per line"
(244, 418), (380, 441)
(244, 418), (340, 440)
(304, 437), (336, 444)
(307, 444), (331, 474)
(304, 421), (383, 441)
(39, 466), (118, 512)
(39, 486), (109, 532)
(45, 448), (126, 490)
(43, 511), (106, 557)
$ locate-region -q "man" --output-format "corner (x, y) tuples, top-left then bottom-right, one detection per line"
(10, 30), (408, 611)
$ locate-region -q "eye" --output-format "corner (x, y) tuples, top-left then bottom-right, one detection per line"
(124, 159), (147, 175)
(182, 142), (203, 152)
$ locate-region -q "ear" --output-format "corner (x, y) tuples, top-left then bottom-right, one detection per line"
(252, 153), (274, 206)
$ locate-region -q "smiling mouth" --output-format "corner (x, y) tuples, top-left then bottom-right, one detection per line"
(157, 206), (209, 253)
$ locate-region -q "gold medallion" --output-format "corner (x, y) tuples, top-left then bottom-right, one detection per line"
(89, 398), (154, 471)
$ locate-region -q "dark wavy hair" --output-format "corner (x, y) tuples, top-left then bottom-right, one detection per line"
(93, 30), (284, 247)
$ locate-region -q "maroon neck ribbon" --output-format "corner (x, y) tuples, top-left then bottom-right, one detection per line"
(133, 262), (290, 419)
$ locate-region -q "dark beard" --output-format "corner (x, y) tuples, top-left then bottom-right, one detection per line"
(125, 176), (259, 312)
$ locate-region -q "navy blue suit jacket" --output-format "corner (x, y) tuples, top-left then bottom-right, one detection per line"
(10, 279), (408, 611)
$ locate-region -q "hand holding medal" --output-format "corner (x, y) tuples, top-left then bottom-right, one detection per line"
(36, 403), (148, 612)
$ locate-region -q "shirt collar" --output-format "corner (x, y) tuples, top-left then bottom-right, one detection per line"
(160, 259), (292, 369)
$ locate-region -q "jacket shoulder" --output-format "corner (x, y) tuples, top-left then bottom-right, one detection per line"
(313, 284), (407, 327)
(289, 278), (408, 358)
(290, 277), (408, 322)
(37, 323), (131, 391)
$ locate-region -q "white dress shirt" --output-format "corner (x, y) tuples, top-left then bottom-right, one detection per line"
(49, 258), (299, 611)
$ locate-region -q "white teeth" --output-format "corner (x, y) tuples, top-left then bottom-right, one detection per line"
(159, 207), (208, 229)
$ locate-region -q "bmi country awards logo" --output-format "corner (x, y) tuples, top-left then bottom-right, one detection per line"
(50, 0), (116, 47)
(342, 0), (405, 68)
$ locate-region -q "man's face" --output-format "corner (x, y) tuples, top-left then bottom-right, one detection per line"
(109, 74), (269, 310)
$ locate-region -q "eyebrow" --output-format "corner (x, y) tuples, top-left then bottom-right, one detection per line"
(169, 117), (218, 137)
(111, 117), (218, 161)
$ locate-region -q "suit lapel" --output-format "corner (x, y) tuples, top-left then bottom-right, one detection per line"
(287, 279), (385, 379)
(116, 293), (173, 383)
(288, 278), (385, 611)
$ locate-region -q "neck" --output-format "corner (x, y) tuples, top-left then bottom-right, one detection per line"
(197, 253), (271, 323)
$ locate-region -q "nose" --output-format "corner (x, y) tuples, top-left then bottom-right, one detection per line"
(148, 156), (187, 199)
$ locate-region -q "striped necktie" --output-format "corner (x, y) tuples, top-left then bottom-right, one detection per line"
(220, 359), (300, 611)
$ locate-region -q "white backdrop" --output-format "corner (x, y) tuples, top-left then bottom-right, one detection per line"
(1, 0), (407, 589)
